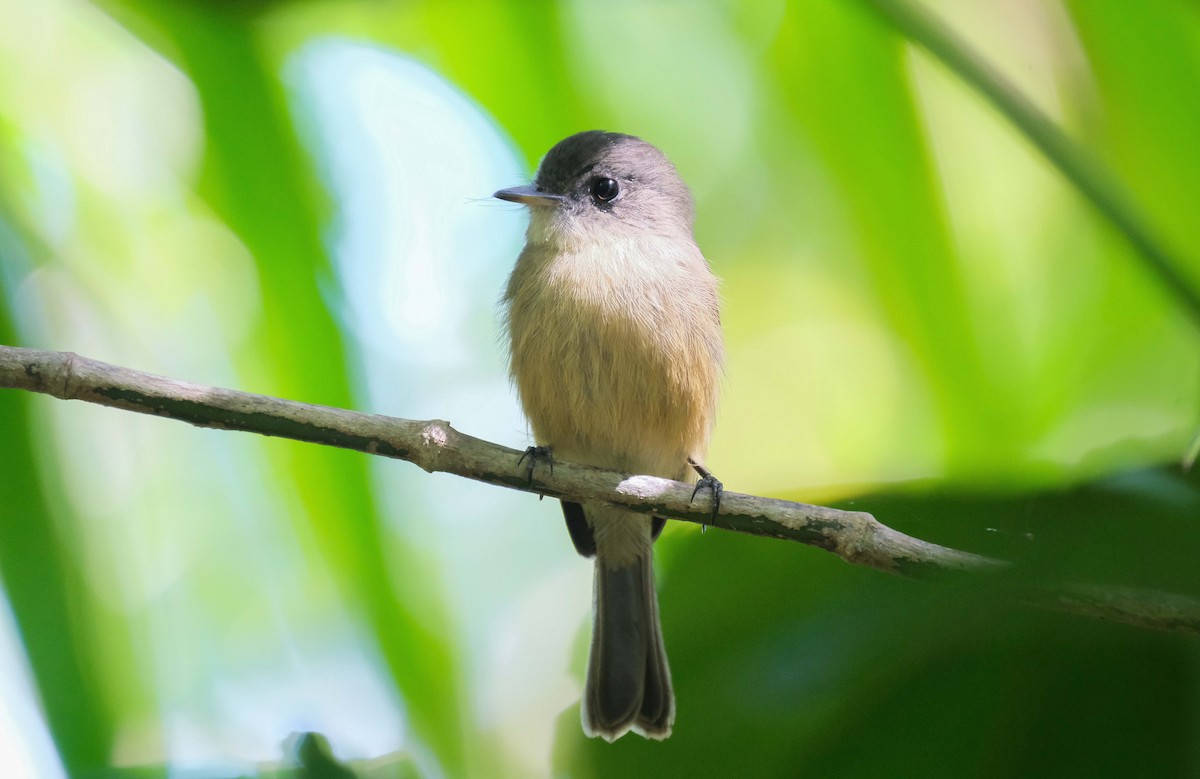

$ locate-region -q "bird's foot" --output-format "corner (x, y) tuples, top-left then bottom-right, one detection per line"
(518, 445), (554, 488)
(688, 460), (723, 527)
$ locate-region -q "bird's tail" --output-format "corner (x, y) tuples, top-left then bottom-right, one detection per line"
(582, 544), (674, 741)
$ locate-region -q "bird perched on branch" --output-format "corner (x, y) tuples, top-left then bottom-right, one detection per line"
(496, 130), (724, 741)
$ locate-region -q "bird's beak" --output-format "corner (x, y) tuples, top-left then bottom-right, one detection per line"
(493, 185), (565, 207)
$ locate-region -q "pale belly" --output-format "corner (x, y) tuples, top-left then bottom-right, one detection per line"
(509, 296), (714, 480)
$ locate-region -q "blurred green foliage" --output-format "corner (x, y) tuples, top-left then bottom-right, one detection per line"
(0, 0), (1198, 777)
(0, 243), (114, 775)
(563, 466), (1200, 778)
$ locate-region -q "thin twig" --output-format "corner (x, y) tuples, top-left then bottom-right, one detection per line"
(1, 344), (1197, 635)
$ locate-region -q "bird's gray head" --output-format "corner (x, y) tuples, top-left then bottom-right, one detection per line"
(494, 131), (695, 245)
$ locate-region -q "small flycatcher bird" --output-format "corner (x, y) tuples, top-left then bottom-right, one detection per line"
(495, 131), (724, 741)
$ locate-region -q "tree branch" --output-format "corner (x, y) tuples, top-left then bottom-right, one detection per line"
(2, 344), (1197, 635)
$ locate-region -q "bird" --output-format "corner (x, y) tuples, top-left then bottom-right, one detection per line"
(495, 130), (724, 741)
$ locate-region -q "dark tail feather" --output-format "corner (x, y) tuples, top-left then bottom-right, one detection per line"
(562, 501), (596, 557)
(637, 562), (673, 734)
(583, 553), (674, 741)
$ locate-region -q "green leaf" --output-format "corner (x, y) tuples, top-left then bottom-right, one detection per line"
(88, 1), (469, 772)
(0, 222), (115, 773)
(860, 0), (1200, 324)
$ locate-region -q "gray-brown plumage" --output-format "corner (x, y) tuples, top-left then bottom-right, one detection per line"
(496, 131), (723, 741)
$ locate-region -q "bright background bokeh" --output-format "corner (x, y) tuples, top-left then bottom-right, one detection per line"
(0, 1), (1198, 777)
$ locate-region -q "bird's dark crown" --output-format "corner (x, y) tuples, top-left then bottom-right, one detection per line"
(532, 130), (694, 230)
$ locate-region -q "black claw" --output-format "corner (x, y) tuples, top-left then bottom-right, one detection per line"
(690, 474), (723, 525)
(518, 445), (554, 487)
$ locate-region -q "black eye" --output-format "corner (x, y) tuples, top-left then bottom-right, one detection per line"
(591, 177), (619, 202)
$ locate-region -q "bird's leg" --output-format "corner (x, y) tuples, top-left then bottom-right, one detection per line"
(518, 445), (554, 488)
(687, 457), (723, 525)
